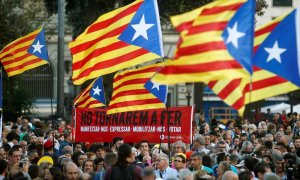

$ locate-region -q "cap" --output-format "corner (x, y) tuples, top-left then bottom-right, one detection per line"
(37, 156), (53, 166)
(44, 140), (54, 149)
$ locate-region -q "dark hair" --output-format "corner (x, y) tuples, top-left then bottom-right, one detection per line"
(49, 167), (63, 180)
(6, 131), (20, 142)
(112, 137), (123, 145)
(0, 159), (7, 174)
(116, 143), (132, 168)
(94, 157), (104, 166)
(8, 146), (20, 156)
(28, 164), (39, 179)
(238, 170), (253, 180)
(175, 154), (186, 163)
(244, 156), (258, 171)
(202, 155), (213, 168)
(253, 162), (268, 178)
(104, 153), (118, 167)
(139, 140), (149, 146)
(264, 141), (273, 149)
(72, 152), (85, 166)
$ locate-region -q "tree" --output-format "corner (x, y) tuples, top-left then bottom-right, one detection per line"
(0, 0), (44, 121)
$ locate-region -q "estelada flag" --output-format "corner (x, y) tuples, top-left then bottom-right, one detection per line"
(107, 63), (166, 114)
(208, 11), (298, 115)
(0, 28), (48, 76)
(74, 76), (106, 108)
(152, 0), (255, 85)
(69, 0), (164, 85)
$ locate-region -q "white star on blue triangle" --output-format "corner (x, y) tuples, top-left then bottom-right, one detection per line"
(27, 28), (49, 61)
(222, 0), (255, 74)
(89, 77), (106, 105)
(144, 80), (167, 104)
(118, 0), (163, 57)
(253, 9), (300, 87)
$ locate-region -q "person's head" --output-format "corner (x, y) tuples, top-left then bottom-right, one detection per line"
(83, 160), (94, 173)
(204, 133), (211, 146)
(173, 141), (186, 154)
(189, 152), (203, 170)
(293, 136), (300, 149)
(63, 130), (72, 142)
(234, 125), (243, 135)
(0, 159), (8, 176)
(45, 167), (63, 180)
(238, 170), (253, 180)
(0, 147), (6, 160)
(273, 154), (285, 173)
(28, 164), (39, 179)
(94, 157), (104, 172)
(73, 143), (83, 153)
(226, 120), (234, 128)
(216, 141), (227, 153)
(19, 140), (28, 153)
(116, 143), (134, 167)
(103, 152), (118, 169)
(217, 161), (231, 176)
(94, 144), (105, 158)
(30, 135), (37, 144)
(244, 156), (258, 172)
(64, 162), (80, 180)
(240, 133), (248, 141)
(141, 166), (156, 180)
(112, 137), (124, 151)
(139, 140), (149, 155)
(178, 169), (193, 180)
(76, 153), (87, 167)
(241, 141), (253, 155)
(222, 170), (238, 180)
(229, 154), (239, 165)
(233, 136), (240, 146)
(156, 153), (169, 171)
(192, 135), (205, 150)
(174, 154), (186, 170)
(263, 172), (280, 180)
(253, 162), (269, 180)
(9, 147), (21, 165)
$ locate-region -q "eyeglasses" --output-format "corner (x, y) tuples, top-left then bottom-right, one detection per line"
(174, 160), (183, 163)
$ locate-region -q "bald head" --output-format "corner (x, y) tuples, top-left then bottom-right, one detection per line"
(222, 171), (238, 180)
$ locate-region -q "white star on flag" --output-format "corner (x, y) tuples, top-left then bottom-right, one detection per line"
(32, 40), (44, 54)
(151, 81), (160, 90)
(131, 14), (154, 41)
(264, 41), (286, 63)
(226, 22), (245, 48)
(92, 86), (102, 96)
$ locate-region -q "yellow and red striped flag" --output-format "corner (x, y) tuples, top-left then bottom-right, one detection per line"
(107, 63), (166, 114)
(208, 12), (298, 115)
(69, 0), (164, 85)
(152, 0), (255, 85)
(0, 28), (48, 76)
(74, 77), (106, 108)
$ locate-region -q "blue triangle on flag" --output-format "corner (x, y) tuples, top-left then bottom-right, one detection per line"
(253, 10), (300, 86)
(89, 77), (106, 105)
(222, 0), (255, 74)
(118, 0), (164, 57)
(27, 28), (49, 61)
(144, 80), (167, 103)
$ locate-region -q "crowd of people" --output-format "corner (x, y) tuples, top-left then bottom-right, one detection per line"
(0, 108), (300, 180)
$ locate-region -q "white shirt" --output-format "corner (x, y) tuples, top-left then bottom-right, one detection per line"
(155, 166), (178, 179)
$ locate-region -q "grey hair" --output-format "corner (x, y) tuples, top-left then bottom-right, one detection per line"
(178, 169), (193, 180)
(194, 135), (205, 145)
(263, 172), (280, 180)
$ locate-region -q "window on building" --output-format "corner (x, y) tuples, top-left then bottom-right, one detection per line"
(273, 0), (292, 7)
(19, 64), (53, 99)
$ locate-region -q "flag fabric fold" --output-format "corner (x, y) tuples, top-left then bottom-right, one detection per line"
(208, 12), (298, 115)
(107, 63), (166, 114)
(152, 0), (255, 85)
(69, 0), (164, 85)
(0, 28), (48, 77)
(74, 77), (106, 108)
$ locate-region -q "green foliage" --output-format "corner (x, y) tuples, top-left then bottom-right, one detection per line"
(2, 72), (34, 122)
(0, 0), (43, 121)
